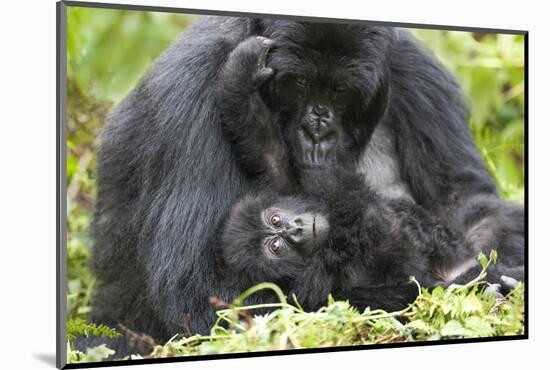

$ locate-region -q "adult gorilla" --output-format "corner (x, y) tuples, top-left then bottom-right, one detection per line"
(89, 16), (524, 349)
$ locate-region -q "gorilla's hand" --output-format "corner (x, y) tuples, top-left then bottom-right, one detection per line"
(217, 36), (295, 191)
(221, 36), (275, 93)
(484, 274), (521, 299)
(456, 261), (524, 298)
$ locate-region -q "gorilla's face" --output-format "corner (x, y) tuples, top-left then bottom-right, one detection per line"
(261, 198), (329, 259)
(259, 21), (393, 168)
(217, 193), (328, 288)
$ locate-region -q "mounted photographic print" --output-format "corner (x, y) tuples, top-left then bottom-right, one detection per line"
(57, 1), (527, 368)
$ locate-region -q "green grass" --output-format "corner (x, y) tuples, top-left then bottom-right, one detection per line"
(67, 252), (524, 363)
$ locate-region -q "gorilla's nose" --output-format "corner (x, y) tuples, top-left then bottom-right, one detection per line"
(283, 220), (304, 244)
(305, 104), (334, 138)
(311, 104), (332, 119)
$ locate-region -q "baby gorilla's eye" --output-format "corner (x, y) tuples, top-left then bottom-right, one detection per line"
(269, 238), (284, 254)
(270, 214), (282, 227)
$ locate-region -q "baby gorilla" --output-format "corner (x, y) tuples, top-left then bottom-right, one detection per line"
(215, 168), (475, 311)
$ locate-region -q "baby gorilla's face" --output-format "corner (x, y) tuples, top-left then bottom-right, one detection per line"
(218, 194), (329, 287)
(261, 204), (329, 259)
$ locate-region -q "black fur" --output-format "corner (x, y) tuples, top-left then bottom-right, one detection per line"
(215, 59), (485, 309)
(87, 15), (524, 356)
(216, 168), (476, 312)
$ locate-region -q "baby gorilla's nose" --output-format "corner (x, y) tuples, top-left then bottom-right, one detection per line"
(283, 219), (304, 244)
(290, 217), (304, 227)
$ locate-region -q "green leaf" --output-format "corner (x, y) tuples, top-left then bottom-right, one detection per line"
(462, 292), (483, 314)
(86, 344), (115, 362)
(489, 250), (498, 264)
(406, 320), (430, 333)
(478, 252), (489, 269)
(440, 320), (465, 337)
(431, 286), (444, 298)
(67, 318), (121, 341)
(464, 317), (495, 337)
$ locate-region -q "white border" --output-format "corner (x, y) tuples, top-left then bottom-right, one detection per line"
(2, 1), (547, 369)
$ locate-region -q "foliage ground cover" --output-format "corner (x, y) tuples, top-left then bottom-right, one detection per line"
(67, 252), (524, 363)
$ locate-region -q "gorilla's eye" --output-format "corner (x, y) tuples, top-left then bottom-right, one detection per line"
(269, 238), (284, 254)
(296, 77), (309, 89)
(270, 214), (282, 227)
(333, 85), (347, 96)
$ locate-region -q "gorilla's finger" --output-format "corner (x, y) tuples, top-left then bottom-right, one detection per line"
(500, 275), (520, 290)
(254, 67), (274, 85)
(256, 36), (275, 48)
(484, 283), (504, 299)
(257, 37), (275, 68)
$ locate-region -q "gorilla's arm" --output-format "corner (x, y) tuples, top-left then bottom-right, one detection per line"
(304, 169), (474, 291)
(91, 17), (255, 341)
(387, 31), (496, 205)
(335, 286), (419, 313)
(448, 194), (525, 286)
(218, 36), (295, 192)
(384, 30), (524, 283)
(369, 199), (474, 288)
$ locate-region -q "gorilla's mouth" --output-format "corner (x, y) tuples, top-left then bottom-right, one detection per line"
(297, 126), (340, 166)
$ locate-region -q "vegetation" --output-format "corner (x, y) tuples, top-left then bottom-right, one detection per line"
(65, 7), (525, 363)
(67, 252), (524, 363)
(67, 318), (121, 342)
(66, 7), (195, 321)
(412, 29), (525, 202)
